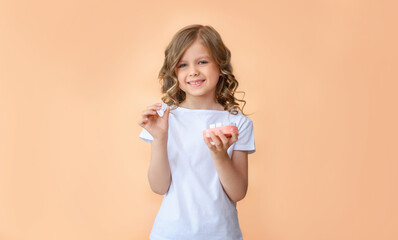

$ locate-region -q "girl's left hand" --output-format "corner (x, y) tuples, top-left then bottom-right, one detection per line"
(203, 129), (238, 158)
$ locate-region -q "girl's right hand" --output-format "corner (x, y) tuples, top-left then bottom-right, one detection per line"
(138, 103), (169, 140)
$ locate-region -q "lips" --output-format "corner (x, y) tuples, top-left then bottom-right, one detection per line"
(187, 79), (205, 86)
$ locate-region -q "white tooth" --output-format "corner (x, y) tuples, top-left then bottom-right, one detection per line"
(189, 80), (203, 85)
(216, 122), (222, 127)
(210, 124), (215, 128)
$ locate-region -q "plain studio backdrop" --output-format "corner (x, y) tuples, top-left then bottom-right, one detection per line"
(0, 0), (397, 239)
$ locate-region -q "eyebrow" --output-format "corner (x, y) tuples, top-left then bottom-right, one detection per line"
(178, 55), (211, 63)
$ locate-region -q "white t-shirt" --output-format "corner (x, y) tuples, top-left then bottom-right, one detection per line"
(139, 105), (256, 240)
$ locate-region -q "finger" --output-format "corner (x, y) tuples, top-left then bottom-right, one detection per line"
(203, 135), (217, 151)
(163, 105), (170, 120)
(147, 103), (162, 111)
(137, 118), (148, 127)
(229, 130), (238, 144)
(216, 130), (228, 145)
(203, 135), (213, 148)
(209, 131), (222, 148)
(141, 109), (158, 117)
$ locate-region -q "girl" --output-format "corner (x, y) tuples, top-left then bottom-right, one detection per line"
(138, 24), (255, 240)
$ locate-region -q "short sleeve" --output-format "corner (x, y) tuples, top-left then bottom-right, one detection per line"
(139, 128), (153, 143)
(234, 117), (256, 154)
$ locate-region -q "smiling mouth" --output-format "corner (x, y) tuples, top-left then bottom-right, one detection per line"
(187, 80), (205, 86)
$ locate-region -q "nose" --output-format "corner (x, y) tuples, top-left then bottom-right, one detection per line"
(188, 65), (199, 77)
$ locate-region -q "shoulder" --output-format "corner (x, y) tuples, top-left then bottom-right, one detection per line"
(229, 110), (253, 126)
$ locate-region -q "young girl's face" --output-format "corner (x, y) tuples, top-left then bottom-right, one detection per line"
(175, 38), (220, 101)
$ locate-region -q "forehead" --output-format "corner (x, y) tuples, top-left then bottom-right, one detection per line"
(178, 39), (212, 62)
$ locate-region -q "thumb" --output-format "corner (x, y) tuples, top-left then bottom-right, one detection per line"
(164, 105), (170, 121)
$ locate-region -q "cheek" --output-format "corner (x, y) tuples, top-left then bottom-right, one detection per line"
(209, 65), (221, 78)
(175, 70), (183, 81)
(177, 77), (186, 90)
(174, 71), (181, 84)
(210, 69), (221, 82)
(176, 71), (187, 86)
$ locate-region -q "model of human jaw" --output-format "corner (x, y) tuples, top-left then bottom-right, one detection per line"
(203, 122), (239, 140)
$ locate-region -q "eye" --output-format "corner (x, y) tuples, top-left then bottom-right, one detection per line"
(199, 61), (208, 64)
(177, 63), (186, 68)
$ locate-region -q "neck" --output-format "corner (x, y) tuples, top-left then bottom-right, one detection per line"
(180, 96), (224, 110)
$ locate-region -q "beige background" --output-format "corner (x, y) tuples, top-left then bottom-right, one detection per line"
(1, 0), (397, 239)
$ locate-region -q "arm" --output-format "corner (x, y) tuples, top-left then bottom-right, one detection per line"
(204, 130), (248, 202)
(138, 103), (171, 195)
(148, 136), (171, 195)
(212, 150), (248, 202)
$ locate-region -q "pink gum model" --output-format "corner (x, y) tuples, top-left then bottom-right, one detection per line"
(203, 125), (239, 140)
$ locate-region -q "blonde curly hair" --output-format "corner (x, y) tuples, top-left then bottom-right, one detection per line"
(159, 24), (246, 115)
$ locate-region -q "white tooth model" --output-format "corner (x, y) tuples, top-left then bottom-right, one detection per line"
(156, 102), (168, 117)
(203, 122), (239, 140)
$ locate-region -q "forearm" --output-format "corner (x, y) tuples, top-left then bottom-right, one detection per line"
(148, 137), (171, 195)
(212, 152), (248, 202)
